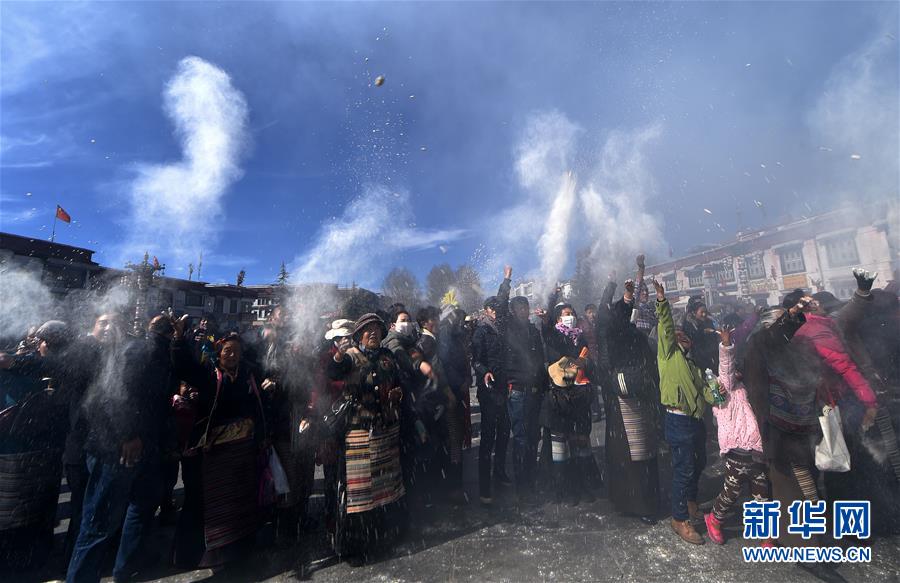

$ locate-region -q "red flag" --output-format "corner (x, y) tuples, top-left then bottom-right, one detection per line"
(56, 205), (71, 223)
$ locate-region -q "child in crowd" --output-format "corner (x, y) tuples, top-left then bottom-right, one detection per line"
(705, 325), (773, 547)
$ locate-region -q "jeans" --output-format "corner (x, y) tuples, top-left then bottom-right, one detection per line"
(63, 462), (89, 568)
(665, 412), (706, 521)
(477, 388), (510, 498)
(66, 454), (161, 583)
(507, 386), (542, 488)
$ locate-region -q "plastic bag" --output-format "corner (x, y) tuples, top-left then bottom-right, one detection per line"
(815, 405), (851, 472)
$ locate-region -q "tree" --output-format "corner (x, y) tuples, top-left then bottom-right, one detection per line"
(426, 263), (457, 307)
(382, 267), (422, 311)
(276, 261), (290, 287)
(455, 264), (484, 314)
(341, 287), (382, 320)
(236, 269), (246, 287)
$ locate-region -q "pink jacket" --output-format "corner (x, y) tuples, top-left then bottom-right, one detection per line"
(793, 313), (878, 408)
(712, 343), (763, 455)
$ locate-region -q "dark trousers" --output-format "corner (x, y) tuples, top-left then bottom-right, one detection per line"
(507, 387), (542, 489)
(477, 389), (510, 498)
(63, 462), (89, 568)
(66, 454), (161, 583)
(665, 412), (706, 521)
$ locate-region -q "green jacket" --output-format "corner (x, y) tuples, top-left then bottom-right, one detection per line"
(656, 298), (715, 419)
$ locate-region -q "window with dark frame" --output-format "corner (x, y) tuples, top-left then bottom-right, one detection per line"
(779, 246), (806, 275)
(185, 292), (205, 307)
(746, 254), (766, 280)
(822, 234), (859, 268)
(688, 270), (704, 288)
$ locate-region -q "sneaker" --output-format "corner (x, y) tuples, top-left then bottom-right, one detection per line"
(705, 513), (725, 545)
(671, 518), (704, 545)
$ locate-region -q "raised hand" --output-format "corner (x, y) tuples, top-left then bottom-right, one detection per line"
(651, 279), (665, 300)
(172, 314), (190, 339)
(636, 254), (646, 270)
(718, 325), (734, 347)
(852, 268), (877, 293)
(504, 265), (513, 280)
(789, 295), (815, 316)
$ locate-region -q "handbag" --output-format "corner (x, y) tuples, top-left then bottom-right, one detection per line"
(815, 404), (851, 472)
(323, 398), (354, 437)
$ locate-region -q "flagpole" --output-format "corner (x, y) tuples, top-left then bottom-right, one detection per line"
(51, 207), (58, 243)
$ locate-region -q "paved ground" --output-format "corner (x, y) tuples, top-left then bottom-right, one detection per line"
(15, 391), (900, 583)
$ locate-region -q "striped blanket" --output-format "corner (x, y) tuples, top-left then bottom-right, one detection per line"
(0, 449), (62, 531)
(345, 424), (405, 514)
(201, 436), (259, 551)
(618, 396), (654, 462)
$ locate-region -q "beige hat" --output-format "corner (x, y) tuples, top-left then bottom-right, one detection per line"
(548, 356), (580, 388)
(325, 319), (355, 340)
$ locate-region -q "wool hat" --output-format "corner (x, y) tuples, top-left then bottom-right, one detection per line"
(352, 313), (387, 340)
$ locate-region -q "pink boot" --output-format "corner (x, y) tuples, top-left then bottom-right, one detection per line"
(705, 512), (725, 545)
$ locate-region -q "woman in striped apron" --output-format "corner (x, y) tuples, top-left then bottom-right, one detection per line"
(604, 284), (660, 523)
(172, 333), (268, 570)
(327, 313), (406, 559)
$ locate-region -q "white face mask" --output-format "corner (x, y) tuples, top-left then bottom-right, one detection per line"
(561, 315), (576, 329)
(394, 321), (411, 335)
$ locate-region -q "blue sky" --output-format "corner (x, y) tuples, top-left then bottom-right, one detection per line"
(1, 1), (897, 289)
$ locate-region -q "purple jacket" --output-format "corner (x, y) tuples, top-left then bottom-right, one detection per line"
(712, 342), (763, 455)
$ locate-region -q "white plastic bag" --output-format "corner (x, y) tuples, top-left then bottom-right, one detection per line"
(269, 448), (292, 495)
(815, 405), (851, 473)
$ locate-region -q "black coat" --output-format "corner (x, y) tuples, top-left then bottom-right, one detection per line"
(682, 314), (719, 374)
(504, 317), (545, 387)
(438, 322), (470, 390)
(173, 339), (266, 439)
(85, 333), (176, 461)
(472, 278), (511, 388)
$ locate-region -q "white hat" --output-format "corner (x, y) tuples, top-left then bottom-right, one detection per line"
(325, 319), (355, 340)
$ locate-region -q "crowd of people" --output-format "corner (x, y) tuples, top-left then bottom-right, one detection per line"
(0, 257), (898, 583)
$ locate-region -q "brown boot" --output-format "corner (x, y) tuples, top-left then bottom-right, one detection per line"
(671, 519), (705, 545)
(686, 501), (703, 522)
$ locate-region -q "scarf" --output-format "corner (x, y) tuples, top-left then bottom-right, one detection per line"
(555, 322), (582, 342)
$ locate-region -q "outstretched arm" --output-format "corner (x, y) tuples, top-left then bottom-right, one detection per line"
(653, 279), (677, 360)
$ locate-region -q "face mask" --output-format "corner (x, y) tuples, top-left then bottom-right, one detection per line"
(394, 322), (411, 335)
(561, 315), (576, 329)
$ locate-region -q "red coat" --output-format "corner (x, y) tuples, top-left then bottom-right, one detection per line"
(794, 313), (877, 408)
